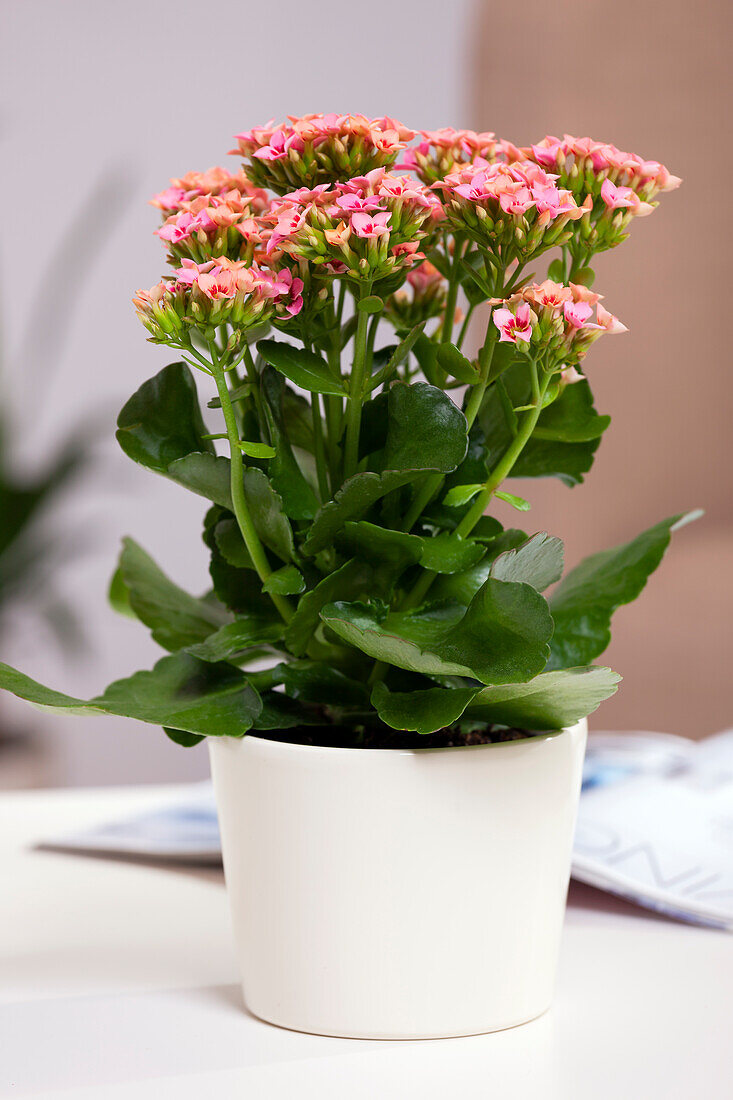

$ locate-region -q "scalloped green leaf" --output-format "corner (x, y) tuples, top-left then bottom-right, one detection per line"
(116, 362), (215, 473)
(322, 576), (552, 684)
(258, 339), (346, 395)
(465, 667), (622, 730)
(118, 537), (229, 651)
(548, 512), (701, 668)
(0, 653), (262, 737)
(284, 559), (377, 656)
(489, 533), (564, 591)
(263, 565), (305, 596)
(371, 682), (480, 734)
(185, 616), (283, 662)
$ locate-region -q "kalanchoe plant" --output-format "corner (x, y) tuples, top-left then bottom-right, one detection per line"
(0, 114), (694, 747)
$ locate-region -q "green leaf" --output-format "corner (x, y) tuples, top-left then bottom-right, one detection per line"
(372, 682), (481, 734)
(382, 382), (468, 472)
(466, 667), (622, 730)
(573, 266), (595, 288)
(367, 324), (425, 391)
(357, 295), (384, 314)
(418, 533), (485, 574)
(411, 334), (441, 385)
(118, 538), (229, 651)
(280, 661), (369, 707)
(242, 467), (295, 562)
(238, 440), (276, 459)
(436, 343), (480, 385)
(252, 692), (324, 730)
(107, 567), (136, 620)
(547, 258), (565, 282)
(495, 489), (531, 511)
(164, 727), (205, 748)
(285, 559), (376, 656)
(0, 652), (262, 738)
(261, 367), (318, 520)
(548, 512), (701, 668)
(531, 380), (610, 442)
(489, 533), (564, 591)
(322, 576), (552, 684)
(263, 565), (305, 596)
(432, 529), (528, 604)
(167, 453), (233, 509)
(116, 363), (215, 472)
(479, 365), (608, 487)
(185, 617), (283, 662)
(257, 339), (346, 395)
(303, 383), (467, 555)
(213, 516), (254, 569)
(444, 483), (482, 507)
(336, 521), (422, 570)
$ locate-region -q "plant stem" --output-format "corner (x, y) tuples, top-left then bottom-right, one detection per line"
(210, 351), (292, 623)
(311, 393), (330, 500)
(342, 282), (372, 481)
(400, 361), (550, 614)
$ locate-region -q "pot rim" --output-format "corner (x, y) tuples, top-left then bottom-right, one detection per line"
(211, 720), (585, 760)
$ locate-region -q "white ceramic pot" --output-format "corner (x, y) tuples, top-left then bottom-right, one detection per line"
(209, 718), (587, 1040)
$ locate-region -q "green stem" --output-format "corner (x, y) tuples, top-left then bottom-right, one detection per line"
(342, 282), (372, 481)
(400, 277), (504, 536)
(401, 361), (550, 613)
(210, 352), (292, 623)
(440, 235), (465, 346)
(311, 393), (330, 500)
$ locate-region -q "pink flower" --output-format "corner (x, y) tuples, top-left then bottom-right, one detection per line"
(600, 178), (638, 211)
(531, 183), (578, 218)
(530, 137), (563, 167)
(197, 268), (239, 300)
(498, 185), (534, 216)
(261, 267), (304, 316)
(335, 192), (383, 213)
(596, 304), (627, 334)
(493, 302), (533, 344)
(569, 283), (602, 307)
(527, 280), (573, 309)
(560, 365), (584, 385)
(350, 211), (391, 239)
(563, 300), (595, 329)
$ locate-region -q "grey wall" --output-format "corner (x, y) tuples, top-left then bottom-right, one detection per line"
(0, 0), (472, 785)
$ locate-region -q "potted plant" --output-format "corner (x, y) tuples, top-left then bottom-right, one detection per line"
(0, 116), (691, 1038)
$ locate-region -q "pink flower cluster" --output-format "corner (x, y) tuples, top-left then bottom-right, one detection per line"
(150, 167), (269, 217)
(400, 128), (522, 184)
(438, 160), (585, 262)
(232, 114), (415, 194)
(133, 256), (303, 345)
(493, 280), (626, 365)
(262, 168), (442, 281)
(527, 135), (681, 203)
(155, 189), (270, 265)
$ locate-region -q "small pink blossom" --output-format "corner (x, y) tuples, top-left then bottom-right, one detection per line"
(493, 302), (533, 344)
(596, 304), (627, 334)
(560, 365), (584, 385)
(563, 300), (595, 329)
(600, 178), (637, 211)
(350, 211), (391, 239)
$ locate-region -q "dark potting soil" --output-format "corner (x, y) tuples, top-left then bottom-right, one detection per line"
(252, 724), (538, 750)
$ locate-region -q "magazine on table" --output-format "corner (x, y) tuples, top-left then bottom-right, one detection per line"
(43, 729), (733, 931)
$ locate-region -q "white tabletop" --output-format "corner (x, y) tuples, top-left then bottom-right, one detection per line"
(1, 785), (731, 1099)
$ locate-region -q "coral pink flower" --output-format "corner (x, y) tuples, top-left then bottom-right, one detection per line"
(197, 268), (239, 300)
(493, 302), (533, 343)
(335, 192), (383, 213)
(324, 221), (352, 247)
(527, 280), (573, 309)
(350, 211), (391, 239)
(569, 283), (602, 307)
(596, 304), (627, 334)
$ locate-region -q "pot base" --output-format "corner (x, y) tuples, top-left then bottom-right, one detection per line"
(244, 998), (552, 1041)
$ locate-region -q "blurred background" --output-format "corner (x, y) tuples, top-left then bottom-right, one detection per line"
(1, 0), (729, 788)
